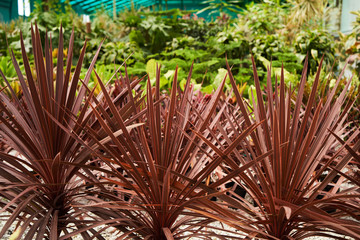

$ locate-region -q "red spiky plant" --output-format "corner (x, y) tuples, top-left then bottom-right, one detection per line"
(191, 57), (360, 239)
(0, 24), (127, 239)
(70, 62), (266, 239)
(1, 23), (359, 240)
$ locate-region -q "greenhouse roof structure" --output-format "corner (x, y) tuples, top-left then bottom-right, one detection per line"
(61, 0), (204, 15)
(1, 0), (255, 22)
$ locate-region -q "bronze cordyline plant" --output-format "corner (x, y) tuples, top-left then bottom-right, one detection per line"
(0, 24), (142, 239)
(0, 25), (256, 239)
(191, 57), (360, 239)
(78, 56), (360, 239)
(0, 24), (359, 240)
(74, 63), (264, 239)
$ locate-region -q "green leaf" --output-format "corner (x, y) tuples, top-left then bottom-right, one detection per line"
(212, 68), (229, 89)
(295, 53), (306, 63)
(146, 59), (158, 80)
(202, 85), (214, 94)
(311, 49), (318, 59)
(273, 67), (298, 86)
(257, 55), (271, 69)
(164, 70), (175, 80)
(247, 85), (256, 106)
(159, 76), (169, 89)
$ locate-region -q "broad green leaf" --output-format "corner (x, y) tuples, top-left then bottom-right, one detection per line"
(257, 55), (271, 69)
(164, 70), (175, 80)
(202, 85), (214, 94)
(146, 59), (158, 84)
(311, 49), (318, 59)
(212, 68), (229, 89)
(160, 76), (169, 89)
(295, 53), (306, 63)
(179, 79), (187, 91)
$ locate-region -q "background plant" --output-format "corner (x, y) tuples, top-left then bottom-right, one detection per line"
(0, 0), (355, 95)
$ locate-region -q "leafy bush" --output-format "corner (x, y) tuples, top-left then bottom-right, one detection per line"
(1, 0), (348, 95)
(239, 2), (288, 35)
(294, 29), (336, 73)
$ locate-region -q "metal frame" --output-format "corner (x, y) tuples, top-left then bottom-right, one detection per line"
(103, 0), (155, 11)
(62, 0), (157, 14)
(60, 0), (203, 15)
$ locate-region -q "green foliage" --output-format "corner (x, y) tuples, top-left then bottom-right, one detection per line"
(213, 68), (230, 89)
(0, 18), (360, 239)
(0, 0), (350, 95)
(139, 16), (172, 53)
(129, 30), (145, 46)
(294, 29), (336, 73)
(0, 56), (16, 79)
(198, 0), (244, 16)
(251, 34), (287, 59)
(0, 56), (22, 96)
(272, 52), (304, 73)
(239, 2), (288, 35)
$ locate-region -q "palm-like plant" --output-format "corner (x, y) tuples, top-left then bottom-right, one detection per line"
(0, 24), (110, 239)
(75, 63), (266, 239)
(1, 22), (359, 240)
(194, 57), (360, 238)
